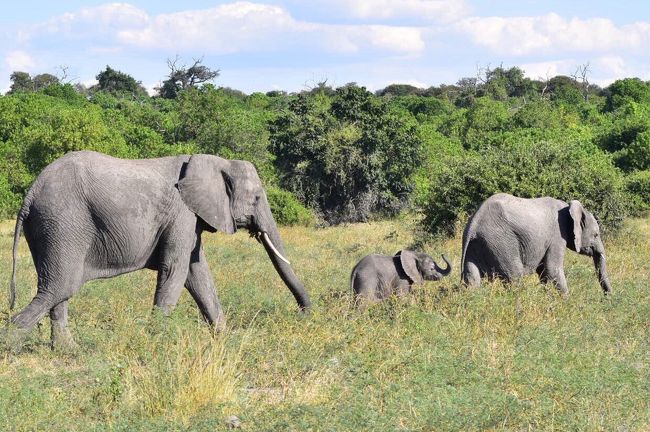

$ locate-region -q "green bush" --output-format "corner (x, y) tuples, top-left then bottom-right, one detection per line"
(0, 174), (22, 218)
(421, 139), (628, 236)
(626, 170), (650, 213)
(266, 186), (315, 226)
(270, 86), (422, 224)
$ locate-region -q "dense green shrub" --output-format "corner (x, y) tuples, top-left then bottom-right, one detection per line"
(266, 186), (315, 226)
(626, 170), (650, 213)
(421, 140), (628, 236)
(270, 86), (423, 224)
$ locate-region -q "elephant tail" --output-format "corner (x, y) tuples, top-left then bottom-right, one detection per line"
(9, 198), (31, 310)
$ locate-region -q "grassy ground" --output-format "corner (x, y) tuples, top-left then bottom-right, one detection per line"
(0, 215), (648, 431)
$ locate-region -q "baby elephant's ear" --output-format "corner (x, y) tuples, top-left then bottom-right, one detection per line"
(397, 250), (423, 285)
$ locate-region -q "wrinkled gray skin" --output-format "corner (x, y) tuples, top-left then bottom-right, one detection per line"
(461, 193), (612, 296)
(8, 151), (311, 349)
(351, 250), (451, 305)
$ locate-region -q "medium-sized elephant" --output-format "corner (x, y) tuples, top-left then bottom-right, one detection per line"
(7, 151), (311, 350)
(351, 250), (451, 304)
(461, 193), (612, 296)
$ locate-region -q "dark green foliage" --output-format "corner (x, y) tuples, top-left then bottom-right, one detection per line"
(95, 66), (147, 97)
(1, 65), (649, 230)
(605, 78), (650, 111)
(421, 140), (627, 236)
(595, 102), (650, 172)
(626, 170), (650, 213)
(547, 75), (584, 105)
(270, 86), (423, 223)
(376, 84), (423, 97)
(8, 71), (60, 94)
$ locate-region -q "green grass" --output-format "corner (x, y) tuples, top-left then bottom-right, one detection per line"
(1, 215), (648, 431)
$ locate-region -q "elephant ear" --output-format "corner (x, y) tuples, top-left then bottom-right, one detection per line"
(177, 154), (235, 234)
(397, 250), (423, 285)
(568, 200), (584, 252)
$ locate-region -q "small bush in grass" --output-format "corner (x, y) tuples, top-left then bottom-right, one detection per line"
(266, 186), (315, 226)
(421, 139), (628, 237)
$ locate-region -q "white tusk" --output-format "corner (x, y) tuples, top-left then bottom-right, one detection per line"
(261, 232), (291, 265)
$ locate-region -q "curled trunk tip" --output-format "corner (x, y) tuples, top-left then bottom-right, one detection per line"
(435, 254), (452, 276)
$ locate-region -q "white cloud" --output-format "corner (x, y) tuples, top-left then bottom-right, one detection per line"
(595, 56), (626, 76)
(335, 0), (469, 22)
(117, 2), (302, 53)
(17, 2), (425, 56)
(321, 25), (425, 54)
(5, 50), (36, 71)
(32, 3), (148, 40)
(456, 13), (650, 55)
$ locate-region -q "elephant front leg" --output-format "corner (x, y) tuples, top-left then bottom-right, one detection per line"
(154, 260), (191, 315)
(184, 244), (226, 331)
(50, 301), (78, 351)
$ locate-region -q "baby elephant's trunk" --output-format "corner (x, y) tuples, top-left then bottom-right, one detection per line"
(434, 255), (452, 279)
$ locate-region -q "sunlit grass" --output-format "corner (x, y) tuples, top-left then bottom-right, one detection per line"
(0, 215), (648, 430)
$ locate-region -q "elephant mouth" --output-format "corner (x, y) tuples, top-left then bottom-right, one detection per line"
(236, 214), (291, 265)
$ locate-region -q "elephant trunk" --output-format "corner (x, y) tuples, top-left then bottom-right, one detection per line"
(434, 254), (452, 279)
(256, 202), (311, 311)
(593, 253), (612, 295)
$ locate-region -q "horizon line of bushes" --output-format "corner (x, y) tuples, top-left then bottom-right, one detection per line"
(1, 65), (649, 236)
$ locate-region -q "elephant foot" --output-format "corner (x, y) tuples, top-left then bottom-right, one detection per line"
(51, 322), (79, 352)
(211, 315), (227, 333)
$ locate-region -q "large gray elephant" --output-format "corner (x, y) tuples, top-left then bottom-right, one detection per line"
(461, 193), (612, 296)
(8, 151), (311, 349)
(351, 250), (451, 305)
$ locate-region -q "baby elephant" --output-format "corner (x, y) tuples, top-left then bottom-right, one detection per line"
(351, 250), (451, 304)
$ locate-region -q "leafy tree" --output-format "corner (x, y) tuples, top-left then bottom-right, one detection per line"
(376, 84), (423, 97)
(8, 71), (33, 93)
(270, 85), (422, 223)
(32, 73), (60, 89)
(158, 57), (220, 99)
(95, 66), (147, 97)
(547, 76), (583, 105)
(605, 78), (650, 111)
(8, 71), (60, 94)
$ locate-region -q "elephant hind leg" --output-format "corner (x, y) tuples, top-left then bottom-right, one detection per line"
(10, 269), (84, 350)
(537, 247), (569, 298)
(462, 260), (481, 287)
(50, 301), (78, 351)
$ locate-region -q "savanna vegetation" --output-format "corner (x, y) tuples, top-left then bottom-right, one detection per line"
(1, 64), (649, 430)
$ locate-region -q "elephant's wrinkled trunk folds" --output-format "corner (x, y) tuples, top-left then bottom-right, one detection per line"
(434, 255), (452, 278)
(256, 204), (311, 311)
(593, 253), (612, 295)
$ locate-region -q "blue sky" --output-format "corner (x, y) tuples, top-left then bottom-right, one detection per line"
(1, 1), (649, 94)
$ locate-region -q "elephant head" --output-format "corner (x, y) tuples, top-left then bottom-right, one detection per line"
(567, 200), (612, 295)
(177, 154), (311, 310)
(397, 250), (452, 284)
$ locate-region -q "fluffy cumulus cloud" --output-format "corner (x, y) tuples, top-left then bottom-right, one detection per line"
(33, 3), (148, 39)
(333, 0), (469, 22)
(116, 2), (303, 53)
(13, 2), (426, 56)
(321, 25), (425, 54)
(456, 13), (650, 55)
